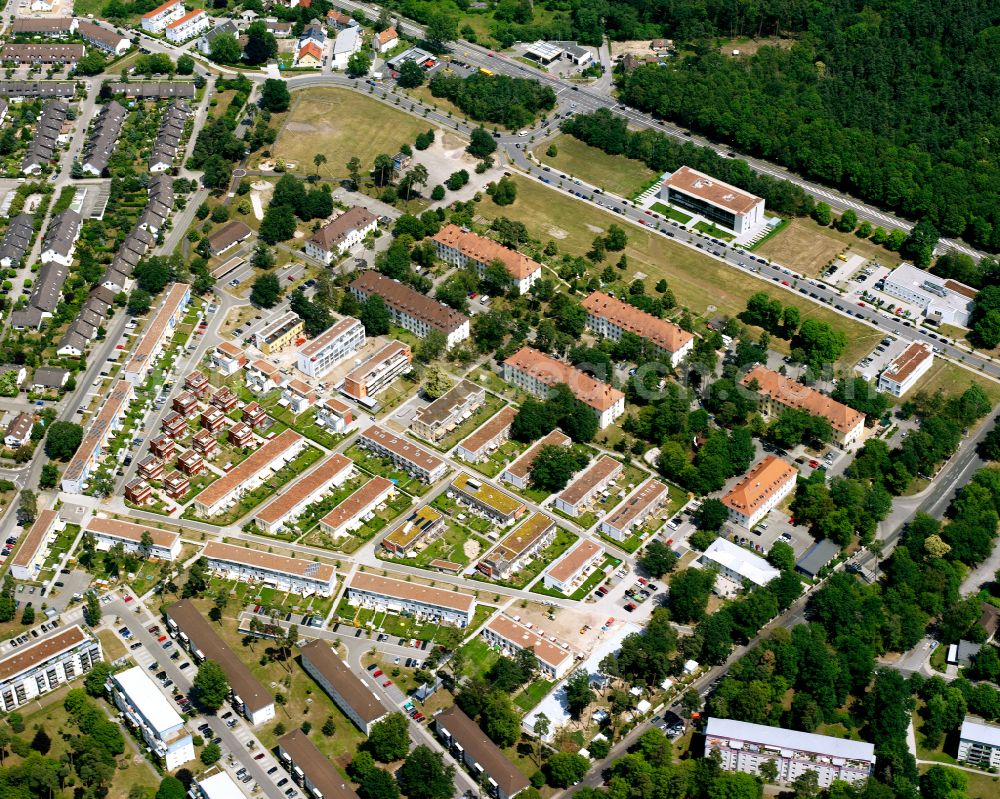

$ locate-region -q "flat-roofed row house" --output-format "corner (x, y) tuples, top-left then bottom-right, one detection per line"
(478, 513), (556, 581)
(450, 472), (525, 525)
(381, 505), (445, 557)
(201, 541), (337, 596)
(411, 380), (486, 443)
(108, 666), (194, 770)
(503, 346), (625, 430)
(346, 572), (475, 627)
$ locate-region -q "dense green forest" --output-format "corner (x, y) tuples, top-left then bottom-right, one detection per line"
(613, 0), (1000, 250)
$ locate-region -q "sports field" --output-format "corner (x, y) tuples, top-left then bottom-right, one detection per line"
(273, 87), (429, 174)
(476, 176), (883, 366)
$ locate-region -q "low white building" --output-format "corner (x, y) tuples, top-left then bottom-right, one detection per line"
(0, 626), (102, 713)
(141, 0), (186, 33)
(705, 717), (875, 787)
(316, 397), (353, 434)
(165, 9), (210, 43)
(877, 341), (934, 398)
(86, 516), (182, 560)
(958, 716), (1000, 769)
(347, 571), (475, 627)
(108, 666), (195, 770)
(482, 614), (574, 679)
(297, 316), (365, 378)
(202, 541), (337, 596)
(882, 263), (976, 327)
(193, 772), (246, 799)
(331, 26), (362, 69)
(698, 538), (780, 588)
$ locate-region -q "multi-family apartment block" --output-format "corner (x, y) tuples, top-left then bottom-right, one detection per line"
(192, 429), (305, 517)
(411, 380), (485, 442)
(0, 626), (102, 712)
(305, 207), (377, 263)
(165, 9), (209, 43)
(552, 455), (622, 517)
(722, 455), (797, 528)
(319, 477), (395, 541)
(581, 291), (694, 367)
(450, 472), (525, 525)
(482, 615), (573, 679)
(349, 271), (470, 348)
(296, 317), (365, 378)
(341, 341), (412, 405)
(346, 572), (475, 627)
(9, 509), (58, 581)
(201, 541), (337, 596)
(741, 365), (866, 448)
(316, 397), (353, 434)
(141, 0), (186, 33)
(455, 406), (517, 463)
(435, 706), (531, 799)
(357, 425), (447, 483)
(85, 516), (181, 560)
(503, 346), (625, 429)
(704, 717), (875, 787)
(542, 538), (603, 594)
(166, 599), (275, 724)
(958, 716), (1000, 768)
(599, 478), (668, 541)
(108, 666), (194, 770)
(61, 380), (134, 493)
(254, 311), (304, 355)
(278, 729), (362, 799)
(432, 224), (541, 295)
(478, 513), (556, 580)
(299, 640), (390, 734)
(500, 429), (571, 490)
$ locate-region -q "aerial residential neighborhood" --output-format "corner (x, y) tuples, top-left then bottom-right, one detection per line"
(0, 3), (998, 799)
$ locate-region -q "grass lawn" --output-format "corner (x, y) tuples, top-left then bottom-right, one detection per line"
(694, 221), (734, 240)
(474, 528), (579, 590)
(909, 359), (1000, 407)
(344, 443), (437, 497)
(476, 176), (880, 367)
(97, 628), (128, 662)
(534, 134), (657, 197)
(755, 217), (903, 277)
(429, 394), (507, 453)
(467, 439), (527, 479)
(650, 202), (692, 223)
(514, 679), (554, 713)
(273, 87), (429, 177)
(917, 764), (1000, 799)
(459, 636), (500, 679)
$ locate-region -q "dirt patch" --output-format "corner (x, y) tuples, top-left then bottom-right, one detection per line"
(547, 226), (568, 239)
(585, 223), (605, 234)
(463, 539), (481, 560)
(719, 37), (795, 58)
(610, 40), (663, 59)
(511, 599), (609, 653)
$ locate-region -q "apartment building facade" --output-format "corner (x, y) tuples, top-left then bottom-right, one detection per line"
(411, 380), (485, 442)
(296, 316), (365, 378)
(581, 291), (694, 366)
(432, 224), (541, 295)
(341, 341), (412, 405)
(722, 455), (797, 528)
(435, 706), (531, 799)
(85, 516), (181, 560)
(552, 455), (622, 517)
(305, 207), (377, 263)
(958, 716), (1000, 768)
(346, 572), (475, 627)
(0, 626), (102, 713)
(357, 425), (448, 483)
(503, 346), (625, 429)
(108, 666), (194, 770)
(878, 341), (934, 398)
(455, 406), (517, 463)
(142, 0), (186, 33)
(482, 615), (573, 680)
(202, 541), (337, 596)
(599, 478), (668, 541)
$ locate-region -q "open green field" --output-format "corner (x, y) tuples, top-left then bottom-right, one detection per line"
(755, 216), (903, 277)
(476, 176), (883, 367)
(650, 202), (692, 223)
(534, 134), (657, 197)
(274, 88), (430, 175)
(910, 359), (1000, 406)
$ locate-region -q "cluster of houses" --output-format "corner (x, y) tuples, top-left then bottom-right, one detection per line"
(1, 18), (130, 66)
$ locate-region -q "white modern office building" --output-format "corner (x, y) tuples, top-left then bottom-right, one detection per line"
(660, 166), (765, 236)
(698, 538), (780, 588)
(877, 341), (934, 398)
(704, 717), (876, 787)
(882, 263), (976, 326)
(108, 666), (195, 770)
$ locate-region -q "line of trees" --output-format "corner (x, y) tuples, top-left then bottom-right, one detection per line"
(428, 72), (556, 129)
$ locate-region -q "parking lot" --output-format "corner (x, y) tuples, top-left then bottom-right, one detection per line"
(855, 335), (907, 381)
